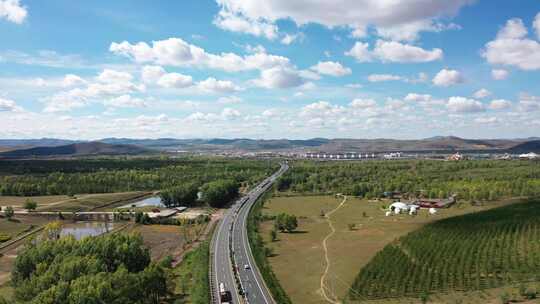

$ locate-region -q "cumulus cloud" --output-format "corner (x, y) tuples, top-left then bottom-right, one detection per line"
(141, 65), (166, 84)
(104, 95), (148, 108)
(489, 99), (512, 110)
(213, 9), (278, 40)
(214, 0), (473, 41)
(344, 42), (372, 62)
(350, 98), (377, 108)
(281, 33), (302, 45)
(491, 69), (509, 80)
(376, 19), (461, 42)
(0, 0), (27, 24)
(482, 16), (540, 70)
(42, 69), (144, 113)
(197, 77), (240, 93)
(110, 37), (292, 72)
(404, 93), (445, 106)
(300, 101), (345, 118)
(432, 69), (464, 87)
(346, 40), (443, 63)
(0, 97), (21, 112)
(309, 61), (351, 77)
(447, 96), (484, 113)
(62, 74), (86, 88)
(252, 66), (305, 89)
(473, 88), (491, 99)
(156, 72), (193, 88)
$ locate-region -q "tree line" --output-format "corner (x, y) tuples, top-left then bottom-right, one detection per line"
(277, 160), (540, 202)
(0, 158), (276, 196)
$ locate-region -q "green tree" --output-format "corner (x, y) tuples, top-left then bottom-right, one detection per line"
(4, 206), (14, 220)
(270, 229), (277, 242)
(23, 199), (37, 211)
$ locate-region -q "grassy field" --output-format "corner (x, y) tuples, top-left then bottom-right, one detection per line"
(37, 191), (149, 212)
(0, 195), (69, 208)
(258, 195), (515, 304)
(126, 223), (206, 261)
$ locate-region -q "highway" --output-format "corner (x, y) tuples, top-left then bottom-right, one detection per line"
(211, 163), (288, 304)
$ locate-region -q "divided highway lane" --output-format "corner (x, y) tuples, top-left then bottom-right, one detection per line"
(211, 163), (288, 304)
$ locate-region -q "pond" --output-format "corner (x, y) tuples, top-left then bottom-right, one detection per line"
(60, 221), (116, 240)
(119, 196), (164, 209)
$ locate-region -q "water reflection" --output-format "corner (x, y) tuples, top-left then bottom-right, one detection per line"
(119, 196), (164, 208)
(60, 221), (116, 240)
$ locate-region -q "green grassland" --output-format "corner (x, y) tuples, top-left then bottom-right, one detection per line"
(258, 195), (515, 304)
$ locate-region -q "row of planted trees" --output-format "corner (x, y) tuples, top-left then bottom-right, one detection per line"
(349, 199), (540, 300)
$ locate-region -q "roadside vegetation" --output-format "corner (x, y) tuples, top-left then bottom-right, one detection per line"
(278, 160), (540, 201)
(169, 240), (211, 304)
(247, 192), (293, 304)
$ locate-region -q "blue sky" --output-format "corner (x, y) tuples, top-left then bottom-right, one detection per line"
(0, 0), (539, 140)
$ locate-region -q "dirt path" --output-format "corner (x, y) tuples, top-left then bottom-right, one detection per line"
(320, 195), (347, 304)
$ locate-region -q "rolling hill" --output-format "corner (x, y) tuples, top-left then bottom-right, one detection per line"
(0, 142), (149, 158)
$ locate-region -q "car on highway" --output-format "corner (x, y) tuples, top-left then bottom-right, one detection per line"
(244, 264), (250, 270)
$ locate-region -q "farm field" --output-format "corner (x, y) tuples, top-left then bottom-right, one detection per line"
(37, 191), (150, 212)
(0, 195), (69, 208)
(258, 195), (515, 304)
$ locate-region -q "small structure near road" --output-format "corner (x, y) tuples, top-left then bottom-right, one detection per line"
(147, 207), (186, 219)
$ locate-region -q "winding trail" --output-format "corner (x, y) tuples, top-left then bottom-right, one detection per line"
(320, 195), (347, 304)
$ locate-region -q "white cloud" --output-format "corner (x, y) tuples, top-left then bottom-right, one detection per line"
(97, 69), (133, 83)
(253, 66), (305, 89)
(474, 116), (498, 124)
(491, 69), (509, 80)
(447, 96), (484, 113)
(350, 98), (377, 108)
(346, 40), (443, 63)
(310, 61), (351, 77)
(0, 0), (27, 24)
(373, 40), (443, 63)
(217, 96), (242, 104)
(482, 16), (540, 70)
(473, 88), (491, 99)
(345, 42), (372, 62)
(104, 95), (147, 108)
(221, 107), (241, 119)
(213, 9), (278, 40)
(0, 97), (21, 111)
(367, 74), (402, 82)
(62, 74), (86, 88)
(376, 19), (461, 42)
(215, 0), (473, 41)
(141, 65), (166, 84)
(404, 93), (445, 106)
(519, 93), (540, 111)
(197, 77), (240, 93)
(432, 69), (464, 87)
(156, 72), (193, 88)
(489, 99), (512, 110)
(300, 101), (345, 118)
(111, 37), (292, 72)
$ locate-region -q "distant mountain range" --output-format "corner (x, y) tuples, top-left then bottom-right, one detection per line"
(0, 136), (539, 158)
(0, 142), (149, 159)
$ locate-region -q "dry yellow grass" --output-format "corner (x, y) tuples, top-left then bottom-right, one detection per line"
(259, 195), (515, 304)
